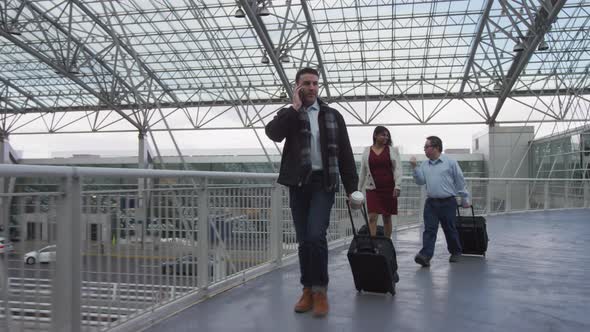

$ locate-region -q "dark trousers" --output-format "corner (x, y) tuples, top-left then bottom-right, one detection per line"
(289, 174), (335, 287)
(419, 197), (462, 258)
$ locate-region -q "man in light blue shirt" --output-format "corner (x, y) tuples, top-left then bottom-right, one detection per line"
(410, 136), (470, 267)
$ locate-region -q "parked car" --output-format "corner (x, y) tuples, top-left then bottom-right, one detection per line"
(24, 245), (56, 264)
(0, 237), (14, 254)
(160, 237), (194, 246)
(161, 255), (215, 276)
(161, 255), (196, 275)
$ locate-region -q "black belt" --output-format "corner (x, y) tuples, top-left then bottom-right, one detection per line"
(427, 196), (454, 202)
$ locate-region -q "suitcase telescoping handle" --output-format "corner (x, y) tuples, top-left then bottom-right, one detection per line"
(346, 201), (378, 252)
(346, 201), (371, 236)
(347, 202), (358, 237)
(456, 205), (476, 219)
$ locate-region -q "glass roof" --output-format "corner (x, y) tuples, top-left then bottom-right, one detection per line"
(0, 0), (588, 135)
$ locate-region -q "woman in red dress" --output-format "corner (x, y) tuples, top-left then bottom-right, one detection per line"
(358, 126), (402, 237)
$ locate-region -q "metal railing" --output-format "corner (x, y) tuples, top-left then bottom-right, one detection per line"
(0, 164), (588, 331)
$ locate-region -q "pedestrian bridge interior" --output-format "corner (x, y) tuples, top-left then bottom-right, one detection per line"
(0, 0), (590, 331)
(145, 209), (590, 332)
(0, 167), (587, 331)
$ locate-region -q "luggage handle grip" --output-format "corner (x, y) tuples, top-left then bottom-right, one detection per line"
(456, 204), (475, 218)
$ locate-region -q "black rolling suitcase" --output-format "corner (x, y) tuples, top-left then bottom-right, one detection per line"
(346, 204), (398, 295)
(456, 206), (489, 256)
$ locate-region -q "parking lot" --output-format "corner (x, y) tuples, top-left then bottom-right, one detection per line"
(0, 237), (268, 329)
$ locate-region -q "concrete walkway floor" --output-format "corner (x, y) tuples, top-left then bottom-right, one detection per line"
(144, 209), (590, 332)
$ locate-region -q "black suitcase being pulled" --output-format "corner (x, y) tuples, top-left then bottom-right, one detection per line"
(347, 204), (398, 295)
(456, 206), (489, 256)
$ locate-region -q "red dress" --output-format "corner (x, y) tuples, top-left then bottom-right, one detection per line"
(366, 146), (398, 215)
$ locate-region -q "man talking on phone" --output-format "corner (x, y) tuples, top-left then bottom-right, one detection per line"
(265, 68), (358, 317)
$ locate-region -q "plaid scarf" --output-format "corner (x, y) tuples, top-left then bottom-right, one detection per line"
(297, 105), (340, 191)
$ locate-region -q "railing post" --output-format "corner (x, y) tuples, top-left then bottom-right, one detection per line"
(0, 140), (12, 329)
(584, 181), (590, 208)
(197, 179), (209, 290)
(564, 180), (569, 208)
(52, 173), (81, 332)
(544, 181), (550, 210)
(505, 181), (511, 212)
(269, 184), (283, 264)
(112, 283), (118, 302)
(525, 182), (530, 211)
(486, 179), (492, 214)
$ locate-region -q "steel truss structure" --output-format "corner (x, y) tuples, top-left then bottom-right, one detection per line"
(0, 0), (589, 140)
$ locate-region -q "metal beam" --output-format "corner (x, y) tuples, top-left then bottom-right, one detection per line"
(22, 1), (154, 110)
(238, 0), (292, 98)
(488, 0), (566, 125)
(7, 87), (590, 114)
(301, 0), (330, 97)
(0, 75), (53, 113)
(9, 117), (590, 135)
(71, 0), (181, 106)
(460, 0), (494, 95)
(0, 29), (143, 130)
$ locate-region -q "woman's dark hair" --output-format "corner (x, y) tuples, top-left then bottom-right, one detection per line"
(295, 67), (320, 83)
(372, 126), (392, 146)
(426, 135), (443, 152)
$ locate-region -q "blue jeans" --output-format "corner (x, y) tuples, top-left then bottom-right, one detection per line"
(419, 197), (462, 258)
(289, 175), (335, 288)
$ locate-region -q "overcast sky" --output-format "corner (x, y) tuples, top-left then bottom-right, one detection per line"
(9, 121), (565, 159)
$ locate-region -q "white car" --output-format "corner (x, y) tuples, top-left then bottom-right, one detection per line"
(24, 245), (56, 264)
(0, 237), (14, 254)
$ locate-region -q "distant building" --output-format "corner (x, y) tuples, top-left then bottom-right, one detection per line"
(21, 149), (487, 178)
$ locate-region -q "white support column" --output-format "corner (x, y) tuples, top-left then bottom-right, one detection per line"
(197, 179), (210, 290)
(136, 132), (149, 247)
(52, 174), (82, 332)
(269, 184), (283, 264)
(0, 133), (11, 229)
(0, 133), (9, 164)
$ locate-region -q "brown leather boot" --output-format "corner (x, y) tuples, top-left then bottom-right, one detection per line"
(312, 291), (329, 317)
(294, 288), (313, 313)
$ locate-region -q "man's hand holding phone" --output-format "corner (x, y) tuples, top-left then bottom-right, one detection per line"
(292, 85), (303, 111)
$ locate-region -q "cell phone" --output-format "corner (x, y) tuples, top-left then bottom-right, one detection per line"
(298, 87), (304, 100)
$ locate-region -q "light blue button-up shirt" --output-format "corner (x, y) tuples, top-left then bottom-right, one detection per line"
(305, 100), (323, 170)
(413, 154), (470, 205)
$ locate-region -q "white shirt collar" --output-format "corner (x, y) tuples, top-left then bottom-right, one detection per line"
(306, 99), (319, 112)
